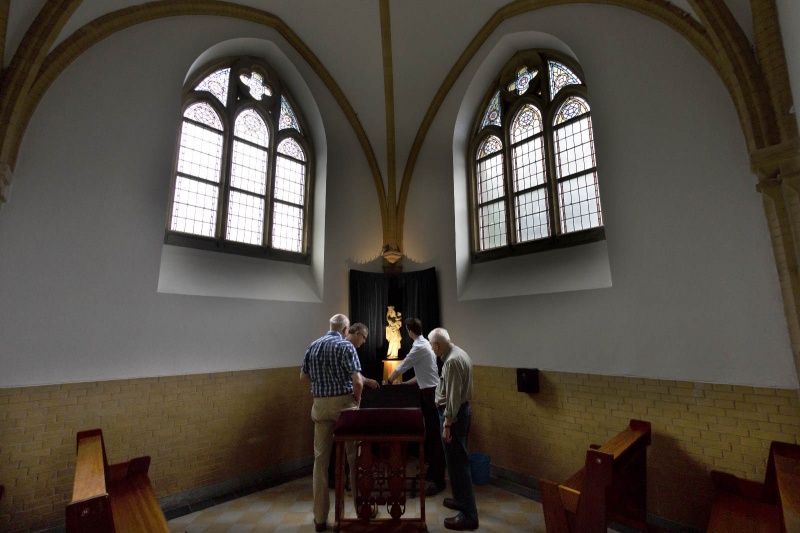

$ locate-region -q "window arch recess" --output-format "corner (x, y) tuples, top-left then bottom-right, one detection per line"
(165, 56), (314, 263)
(468, 49), (604, 263)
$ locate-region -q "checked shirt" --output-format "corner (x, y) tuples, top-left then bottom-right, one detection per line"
(301, 331), (362, 397)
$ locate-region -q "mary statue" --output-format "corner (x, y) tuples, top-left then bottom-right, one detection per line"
(385, 306), (402, 359)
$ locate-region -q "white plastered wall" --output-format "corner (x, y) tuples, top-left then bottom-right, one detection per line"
(0, 2), (795, 389)
(0, 15), (383, 386)
(402, 4), (795, 387)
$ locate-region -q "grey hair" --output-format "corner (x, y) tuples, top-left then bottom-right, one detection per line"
(348, 323), (369, 336)
(330, 314), (349, 332)
(428, 327), (451, 345)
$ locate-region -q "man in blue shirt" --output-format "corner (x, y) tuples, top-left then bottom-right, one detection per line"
(301, 314), (364, 532)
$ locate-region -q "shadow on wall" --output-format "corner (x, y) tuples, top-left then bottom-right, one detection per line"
(469, 366), (715, 531)
(648, 432), (712, 531)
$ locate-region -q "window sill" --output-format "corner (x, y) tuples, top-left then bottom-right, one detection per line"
(458, 239), (612, 301)
(164, 231), (310, 264)
(157, 242), (321, 302)
(472, 227), (605, 264)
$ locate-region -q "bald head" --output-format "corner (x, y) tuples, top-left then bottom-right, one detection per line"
(330, 314), (350, 337)
(428, 327), (452, 356)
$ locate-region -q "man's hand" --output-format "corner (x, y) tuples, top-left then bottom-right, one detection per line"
(442, 416), (453, 443)
(364, 378), (380, 389)
(351, 372), (363, 405)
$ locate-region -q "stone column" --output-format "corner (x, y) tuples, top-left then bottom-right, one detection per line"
(0, 160), (11, 208)
(753, 140), (800, 388)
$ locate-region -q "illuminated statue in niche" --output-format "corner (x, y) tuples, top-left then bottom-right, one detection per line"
(385, 306), (402, 359)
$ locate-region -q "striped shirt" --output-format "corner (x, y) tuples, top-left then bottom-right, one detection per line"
(301, 331), (362, 397)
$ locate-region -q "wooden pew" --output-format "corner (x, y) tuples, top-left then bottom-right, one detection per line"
(707, 440), (800, 533)
(66, 429), (169, 533)
(541, 419), (651, 533)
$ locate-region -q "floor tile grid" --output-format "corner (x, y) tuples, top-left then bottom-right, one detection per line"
(167, 475), (549, 532)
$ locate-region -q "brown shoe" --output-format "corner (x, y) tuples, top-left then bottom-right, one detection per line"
(443, 497), (460, 511)
(443, 515), (479, 531)
(314, 522), (328, 532)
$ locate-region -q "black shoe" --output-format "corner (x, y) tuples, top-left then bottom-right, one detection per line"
(443, 515), (479, 531)
(443, 497), (460, 511)
(424, 482), (446, 497)
(314, 522), (328, 532)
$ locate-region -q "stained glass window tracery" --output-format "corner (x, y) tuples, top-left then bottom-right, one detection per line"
(549, 61), (582, 99)
(240, 71), (272, 101)
(506, 66), (538, 96)
(510, 104), (542, 143)
(234, 109), (269, 147)
(183, 102), (223, 130)
(195, 68), (230, 105)
(478, 135), (503, 159)
(481, 91), (502, 128)
(279, 96), (302, 132)
(554, 96), (590, 125)
(277, 138), (306, 161)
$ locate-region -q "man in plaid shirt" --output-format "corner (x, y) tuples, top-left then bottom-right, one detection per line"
(301, 313), (364, 532)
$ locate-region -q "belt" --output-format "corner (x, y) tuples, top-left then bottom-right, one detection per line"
(437, 401), (469, 411)
(420, 386), (437, 392)
(315, 392), (354, 398)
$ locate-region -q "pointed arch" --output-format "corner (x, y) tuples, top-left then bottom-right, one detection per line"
(396, 0), (775, 250)
(1, 0), (387, 240)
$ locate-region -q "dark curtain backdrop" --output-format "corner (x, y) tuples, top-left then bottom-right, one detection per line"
(349, 267), (440, 381)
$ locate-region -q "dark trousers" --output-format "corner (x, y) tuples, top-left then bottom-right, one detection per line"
(442, 402), (478, 524)
(420, 387), (446, 485)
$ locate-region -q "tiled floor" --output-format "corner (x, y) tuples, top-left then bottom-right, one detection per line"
(167, 475), (549, 532)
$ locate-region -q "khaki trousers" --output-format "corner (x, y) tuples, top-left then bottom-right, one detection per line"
(311, 394), (358, 525)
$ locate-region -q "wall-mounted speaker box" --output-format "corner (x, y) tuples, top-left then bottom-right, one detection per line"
(516, 368), (539, 393)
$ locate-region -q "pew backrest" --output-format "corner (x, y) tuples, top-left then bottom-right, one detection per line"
(66, 429), (168, 533)
(707, 440), (800, 533)
(541, 419), (651, 533)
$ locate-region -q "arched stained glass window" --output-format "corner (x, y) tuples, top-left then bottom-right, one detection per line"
(475, 134), (506, 250)
(170, 103), (224, 238)
(273, 138), (307, 252)
(470, 50), (604, 260)
(553, 96), (601, 233)
(511, 104), (548, 242)
(166, 58), (313, 261)
(228, 109), (269, 245)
